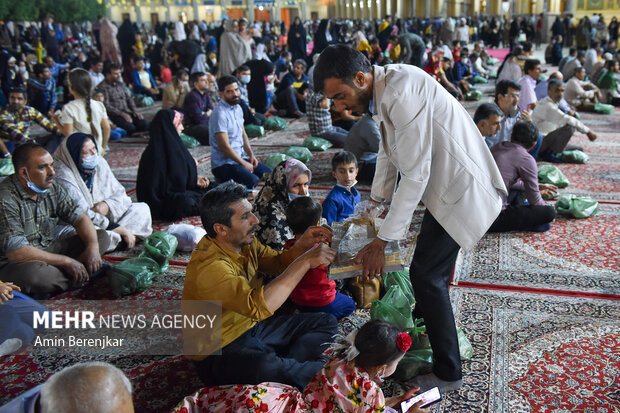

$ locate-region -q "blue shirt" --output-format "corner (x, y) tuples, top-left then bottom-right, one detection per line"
(209, 100), (245, 169)
(322, 185), (361, 225)
(277, 73), (308, 96)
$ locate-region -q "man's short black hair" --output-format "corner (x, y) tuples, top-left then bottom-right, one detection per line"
(190, 71), (206, 87)
(33, 63), (47, 77)
(569, 47), (577, 56)
(280, 50), (291, 58)
(511, 120), (539, 149)
(495, 79), (521, 102)
(286, 197), (322, 235)
(199, 182), (249, 238)
(8, 86), (26, 98)
(12, 142), (46, 170)
(293, 59), (307, 69)
(217, 75), (238, 91)
(474, 103), (503, 125)
(524, 59), (541, 75)
(175, 68), (188, 79)
(522, 41), (533, 53)
(235, 65), (250, 75)
(313, 45), (372, 93)
(103, 62), (122, 75)
(331, 150), (358, 170)
(89, 56), (102, 67)
(548, 78), (564, 92)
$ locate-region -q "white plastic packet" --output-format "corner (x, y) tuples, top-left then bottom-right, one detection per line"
(166, 224), (207, 252)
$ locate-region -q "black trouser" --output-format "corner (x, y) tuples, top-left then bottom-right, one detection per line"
(194, 312), (337, 390)
(183, 124), (210, 145)
(410, 210), (462, 382)
(109, 113), (149, 135)
(538, 124), (575, 157)
(488, 205), (557, 232)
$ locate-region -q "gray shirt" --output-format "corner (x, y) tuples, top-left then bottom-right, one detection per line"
(344, 115), (380, 159)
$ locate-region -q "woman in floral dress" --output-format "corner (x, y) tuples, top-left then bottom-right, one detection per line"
(171, 320), (429, 413)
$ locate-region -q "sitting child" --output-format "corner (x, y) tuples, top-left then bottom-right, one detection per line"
(93, 92), (127, 141)
(131, 56), (159, 98)
(322, 151), (362, 225)
(284, 197), (356, 320)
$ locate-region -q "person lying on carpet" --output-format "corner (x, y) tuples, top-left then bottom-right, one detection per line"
(54, 133), (152, 252)
(532, 79), (598, 162)
(253, 158), (313, 250)
(488, 120), (557, 233)
(182, 182), (338, 390)
(171, 320), (430, 413)
(0, 142), (110, 299)
(285, 196), (356, 319)
(0, 362), (134, 413)
(136, 109), (214, 222)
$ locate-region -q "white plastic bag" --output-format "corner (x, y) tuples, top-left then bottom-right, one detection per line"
(166, 224), (206, 252)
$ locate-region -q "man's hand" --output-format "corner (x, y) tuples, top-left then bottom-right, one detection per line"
(197, 176), (210, 188)
(241, 159), (254, 173)
(122, 113), (132, 123)
(133, 111), (144, 120)
(587, 131), (598, 141)
(249, 155), (259, 168)
(295, 225), (334, 251)
(539, 183), (558, 199)
(92, 201), (110, 216)
(113, 226), (136, 249)
(77, 246), (102, 275)
(62, 257), (90, 284)
(300, 243), (337, 269)
(519, 110), (531, 121)
(0, 282), (20, 303)
(355, 237), (387, 278)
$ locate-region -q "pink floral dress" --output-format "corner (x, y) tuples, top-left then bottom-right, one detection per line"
(171, 358), (386, 413)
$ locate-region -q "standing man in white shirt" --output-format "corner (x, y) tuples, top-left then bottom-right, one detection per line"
(518, 59), (541, 113)
(313, 45), (507, 394)
(532, 79), (598, 160)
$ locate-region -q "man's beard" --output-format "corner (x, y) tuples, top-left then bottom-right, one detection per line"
(225, 97), (240, 106)
(507, 105), (519, 117)
(7, 104), (23, 112)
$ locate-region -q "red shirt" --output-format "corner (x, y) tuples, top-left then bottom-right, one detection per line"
(284, 238), (336, 307)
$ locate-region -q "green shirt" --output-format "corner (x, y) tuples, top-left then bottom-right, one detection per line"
(0, 175), (84, 257)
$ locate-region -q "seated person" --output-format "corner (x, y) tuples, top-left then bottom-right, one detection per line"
(93, 92), (127, 142)
(0, 87), (64, 155)
(532, 79), (598, 161)
(345, 114), (381, 183)
(474, 102), (504, 148)
(234, 64), (266, 126)
(285, 197), (356, 319)
(161, 69), (190, 110)
(534, 71), (576, 116)
(209, 76), (271, 189)
(496, 46), (524, 83)
(137, 109), (213, 221)
(26, 63), (57, 118)
(131, 56), (159, 98)
(253, 158), (312, 250)
(274, 59), (309, 118)
(205, 72), (219, 107)
(306, 90), (349, 147)
(558, 48), (577, 74)
(439, 57), (464, 100)
(182, 71), (213, 145)
(488, 121), (558, 233)
(0, 280), (48, 356)
(274, 50), (292, 79)
(561, 50), (585, 80)
(88, 56), (105, 90)
(95, 62), (149, 136)
(517, 59), (541, 113)
(173, 320), (429, 413)
(596, 59), (620, 106)
(54, 133), (152, 252)
(565, 66), (602, 111)
(0, 362), (134, 413)
(0, 143), (109, 298)
(322, 151), (361, 225)
(182, 182), (338, 390)
(42, 56), (69, 85)
(452, 49), (474, 93)
(471, 52), (489, 78)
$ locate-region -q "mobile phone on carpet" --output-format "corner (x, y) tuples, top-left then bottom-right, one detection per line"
(400, 386), (442, 411)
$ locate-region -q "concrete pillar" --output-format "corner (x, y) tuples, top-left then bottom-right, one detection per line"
(425, 0), (431, 18)
(274, 0), (281, 21)
(300, 0), (307, 20)
(134, 4), (142, 25)
(192, 0), (200, 21)
(396, 0), (403, 17)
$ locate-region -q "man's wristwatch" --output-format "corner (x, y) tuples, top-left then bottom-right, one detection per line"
(2, 152), (10, 158)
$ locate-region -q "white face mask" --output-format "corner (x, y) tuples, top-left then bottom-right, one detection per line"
(240, 74), (251, 84)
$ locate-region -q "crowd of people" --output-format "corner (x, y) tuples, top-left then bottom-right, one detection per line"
(0, 9), (618, 413)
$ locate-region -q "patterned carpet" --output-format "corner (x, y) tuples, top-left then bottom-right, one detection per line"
(2, 68), (620, 411)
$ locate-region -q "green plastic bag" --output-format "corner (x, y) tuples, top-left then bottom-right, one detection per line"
(180, 133), (200, 148)
(555, 194), (599, 219)
(303, 137), (333, 151)
(594, 103), (614, 114)
(393, 348), (434, 380)
(264, 116), (288, 131)
(486, 57), (499, 65)
(559, 149), (589, 164)
(284, 146), (313, 163)
(135, 95), (154, 107)
(264, 153), (291, 169)
(488, 70), (498, 78)
(465, 90), (482, 101)
(370, 299), (412, 332)
(245, 124), (265, 138)
(458, 328), (474, 360)
(538, 165), (569, 188)
(383, 271), (415, 307)
(139, 231), (179, 273)
(108, 257), (161, 297)
(0, 158), (14, 176)
(472, 75), (488, 84)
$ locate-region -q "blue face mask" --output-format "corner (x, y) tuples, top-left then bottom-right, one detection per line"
(25, 170), (48, 194)
(288, 192), (309, 201)
(81, 154), (99, 170)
